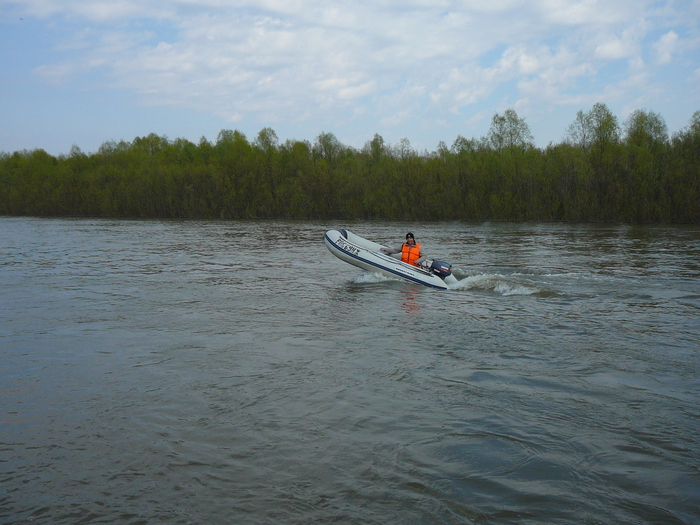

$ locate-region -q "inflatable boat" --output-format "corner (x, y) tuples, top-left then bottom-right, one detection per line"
(324, 229), (458, 290)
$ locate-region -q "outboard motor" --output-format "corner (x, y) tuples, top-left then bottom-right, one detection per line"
(430, 260), (452, 279)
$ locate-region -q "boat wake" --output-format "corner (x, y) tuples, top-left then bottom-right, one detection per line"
(449, 272), (546, 296)
(350, 269), (549, 296)
(352, 272), (394, 284)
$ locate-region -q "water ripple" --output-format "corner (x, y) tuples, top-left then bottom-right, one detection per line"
(1, 218), (699, 524)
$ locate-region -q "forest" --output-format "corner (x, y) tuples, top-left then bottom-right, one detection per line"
(1, 103), (698, 223)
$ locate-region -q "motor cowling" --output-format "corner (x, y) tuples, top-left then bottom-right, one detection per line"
(430, 260), (452, 278)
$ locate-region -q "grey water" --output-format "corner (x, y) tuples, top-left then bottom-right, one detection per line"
(1, 217), (699, 524)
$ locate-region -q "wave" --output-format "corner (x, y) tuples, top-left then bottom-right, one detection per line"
(353, 272), (393, 284)
(352, 272), (553, 296)
(449, 273), (544, 296)
(352, 270), (551, 296)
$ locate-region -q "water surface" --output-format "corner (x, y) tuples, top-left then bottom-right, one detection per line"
(1, 218), (699, 524)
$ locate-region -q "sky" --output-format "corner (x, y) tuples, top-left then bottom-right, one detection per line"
(1, 0), (699, 156)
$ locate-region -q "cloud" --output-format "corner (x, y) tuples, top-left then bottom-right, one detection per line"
(11, 0), (164, 21)
(654, 30), (679, 65)
(7, 0), (700, 150)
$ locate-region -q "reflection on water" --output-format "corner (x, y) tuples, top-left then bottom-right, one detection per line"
(1, 218), (699, 524)
(399, 288), (421, 314)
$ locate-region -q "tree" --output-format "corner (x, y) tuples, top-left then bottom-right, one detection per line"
(589, 102), (621, 148)
(435, 141), (450, 161)
(2, 108), (699, 223)
(313, 131), (343, 166)
(487, 109), (534, 152)
(672, 110), (700, 144)
(578, 103), (622, 219)
(566, 103), (621, 152)
(566, 110), (594, 151)
(250, 128), (280, 216)
(669, 110), (700, 222)
(393, 137), (414, 159)
(451, 135), (478, 154)
(363, 133), (387, 163)
(254, 127), (278, 152)
(132, 133), (169, 155)
(624, 109), (668, 149)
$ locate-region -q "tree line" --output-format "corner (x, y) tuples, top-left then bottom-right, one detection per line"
(1, 103), (698, 223)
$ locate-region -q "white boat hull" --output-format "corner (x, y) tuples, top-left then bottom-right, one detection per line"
(324, 229), (457, 290)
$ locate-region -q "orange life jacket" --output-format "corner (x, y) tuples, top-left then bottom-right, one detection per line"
(401, 242), (422, 266)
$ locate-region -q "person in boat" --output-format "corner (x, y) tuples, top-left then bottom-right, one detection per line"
(381, 232), (427, 267)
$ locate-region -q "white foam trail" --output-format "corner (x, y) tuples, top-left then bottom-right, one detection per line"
(354, 270), (542, 295)
(354, 271), (392, 284)
(450, 273), (541, 295)
(495, 282), (539, 296)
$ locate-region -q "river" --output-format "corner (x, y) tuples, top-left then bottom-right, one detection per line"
(1, 218), (699, 524)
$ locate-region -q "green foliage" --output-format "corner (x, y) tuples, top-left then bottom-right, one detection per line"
(488, 109), (535, 152)
(1, 107), (698, 222)
(624, 109), (668, 149)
